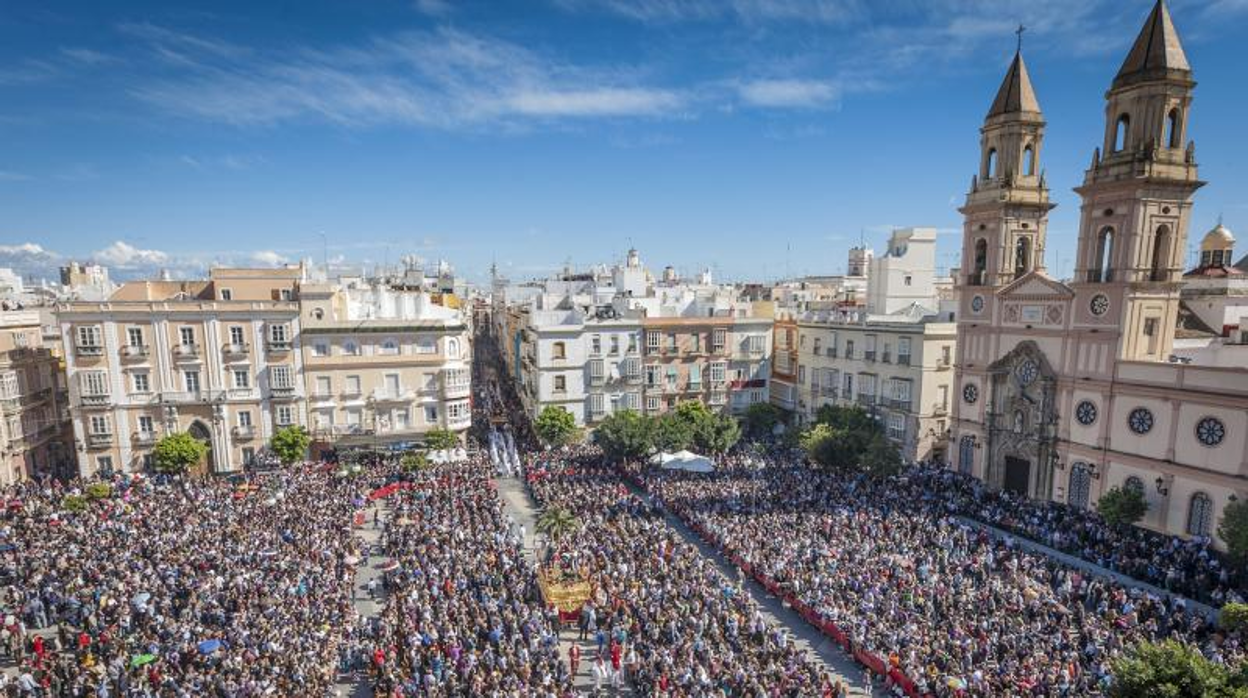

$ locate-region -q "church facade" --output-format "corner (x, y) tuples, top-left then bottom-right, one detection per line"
(952, 1), (1248, 546)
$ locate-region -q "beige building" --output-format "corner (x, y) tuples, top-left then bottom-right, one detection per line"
(299, 281), (471, 449)
(787, 308), (956, 462)
(953, 2), (1248, 545)
(59, 267), (305, 476)
(1, 310), (73, 482)
(642, 314), (772, 415)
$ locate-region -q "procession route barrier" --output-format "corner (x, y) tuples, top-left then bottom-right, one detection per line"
(623, 470), (933, 698)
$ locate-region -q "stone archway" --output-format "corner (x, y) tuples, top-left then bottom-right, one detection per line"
(187, 420), (215, 476)
(985, 340), (1058, 500)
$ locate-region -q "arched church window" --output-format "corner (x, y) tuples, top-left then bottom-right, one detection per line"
(1068, 462), (1092, 510)
(1114, 114), (1130, 152)
(986, 149), (998, 179)
(1023, 145), (1035, 176)
(1166, 108), (1181, 149)
(1093, 227), (1114, 283)
(971, 239), (988, 286)
(1187, 492), (1213, 537)
(1014, 237), (1031, 277)
(1150, 226), (1171, 282)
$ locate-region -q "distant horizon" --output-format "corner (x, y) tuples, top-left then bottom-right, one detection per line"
(2, 0), (1246, 286)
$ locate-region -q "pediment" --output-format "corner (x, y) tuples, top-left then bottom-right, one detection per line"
(997, 271), (1075, 299)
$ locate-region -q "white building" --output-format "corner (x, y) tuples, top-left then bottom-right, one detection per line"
(866, 227), (938, 315)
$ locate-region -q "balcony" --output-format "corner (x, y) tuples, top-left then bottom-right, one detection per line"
(75, 344), (104, 358)
(864, 351), (876, 362)
(827, 348), (838, 358)
(932, 403), (949, 417)
(885, 397), (911, 411)
(120, 345), (150, 360)
(269, 385), (298, 400)
(897, 354), (911, 367)
(172, 343), (201, 360)
(857, 394), (877, 407)
(87, 432), (114, 447)
(266, 340), (293, 353)
(132, 430), (158, 445)
(447, 413), (472, 430)
(223, 343), (250, 358)
(708, 391), (727, 405)
(80, 393), (112, 408)
(587, 374), (605, 388)
(0, 396), (19, 414)
(688, 381), (702, 392)
(226, 388), (259, 401)
(372, 388), (415, 403)
(844, 350), (855, 360)
(160, 389), (226, 405)
(625, 372), (642, 385)
(881, 351), (891, 364)
(231, 425), (257, 441)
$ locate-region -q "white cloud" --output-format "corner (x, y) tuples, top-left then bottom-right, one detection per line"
(0, 242), (53, 256)
(94, 241), (170, 268)
(128, 27), (690, 128)
(556, 0), (863, 24)
(0, 171), (32, 181)
(414, 0), (454, 16)
(737, 79), (838, 108)
(251, 250), (288, 266)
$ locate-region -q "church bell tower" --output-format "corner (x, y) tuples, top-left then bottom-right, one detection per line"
(1072, 0), (1203, 361)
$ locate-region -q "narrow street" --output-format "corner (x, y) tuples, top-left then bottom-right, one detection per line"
(333, 503), (385, 698)
(495, 476), (629, 694)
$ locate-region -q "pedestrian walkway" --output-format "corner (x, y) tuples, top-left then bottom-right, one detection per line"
(333, 502), (386, 698)
(630, 484), (881, 697)
(496, 476), (630, 695)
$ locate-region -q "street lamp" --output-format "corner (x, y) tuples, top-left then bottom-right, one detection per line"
(1155, 477), (1170, 496)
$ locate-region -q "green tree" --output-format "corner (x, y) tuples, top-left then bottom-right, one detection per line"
(84, 483), (113, 501)
(535, 505), (580, 547)
(1097, 485), (1149, 528)
(861, 433), (903, 478)
(1110, 639), (1246, 698)
(1220, 603), (1248, 633)
(270, 425), (311, 466)
(593, 410), (654, 463)
(1218, 500), (1248, 568)
(152, 431), (210, 474)
(423, 428), (460, 451)
(693, 412), (741, 454)
(63, 494), (88, 513)
(534, 406), (581, 448)
(652, 413), (695, 452)
(742, 403), (782, 439)
(800, 423), (839, 468)
(400, 451), (430, 473)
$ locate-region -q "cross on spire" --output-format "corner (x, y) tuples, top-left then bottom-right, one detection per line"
(1015, 23), (1026, 53)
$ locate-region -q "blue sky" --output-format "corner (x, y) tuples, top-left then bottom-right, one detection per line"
(1, 0), (1246, 284)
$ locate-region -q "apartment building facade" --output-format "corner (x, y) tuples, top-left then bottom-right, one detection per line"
(641, 315), (772, 415)
(790, 309), (956, 463)
(1, 310), (73, 483)
(299, 281), (472, 448)
(59, 267), (305, 476)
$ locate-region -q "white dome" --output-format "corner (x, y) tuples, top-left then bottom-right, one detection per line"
(1202, 223), (1235, 249)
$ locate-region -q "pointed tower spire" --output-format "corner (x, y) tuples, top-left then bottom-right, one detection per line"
(987, 50), (1041, 119)
(1114, 0), (1191, 89)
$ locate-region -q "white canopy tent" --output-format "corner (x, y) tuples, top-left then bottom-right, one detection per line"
(649, 449), (714, 473)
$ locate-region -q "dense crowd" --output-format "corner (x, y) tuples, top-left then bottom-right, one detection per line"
(369, 461), (572, 696)
(528, 448), (850, 697)
(636, 455), (1246, 696)
(0, 467), (366, 696)
(903, 466), (1244, 607)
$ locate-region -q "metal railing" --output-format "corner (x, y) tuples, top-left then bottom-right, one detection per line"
(120, 345), (150, 359)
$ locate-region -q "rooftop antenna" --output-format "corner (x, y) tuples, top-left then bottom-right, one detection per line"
(1016, 23), (1026, 53)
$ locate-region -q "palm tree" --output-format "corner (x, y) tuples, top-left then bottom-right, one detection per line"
(535, 505), (580, 549)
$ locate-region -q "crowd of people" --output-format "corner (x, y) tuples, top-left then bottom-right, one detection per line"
(635, 454), (1247, 696)
(527, 448), (851, 697)
(1, 467), (368, 696)
(900, 465), (1244, 607)
(368, 461), (573, 696)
